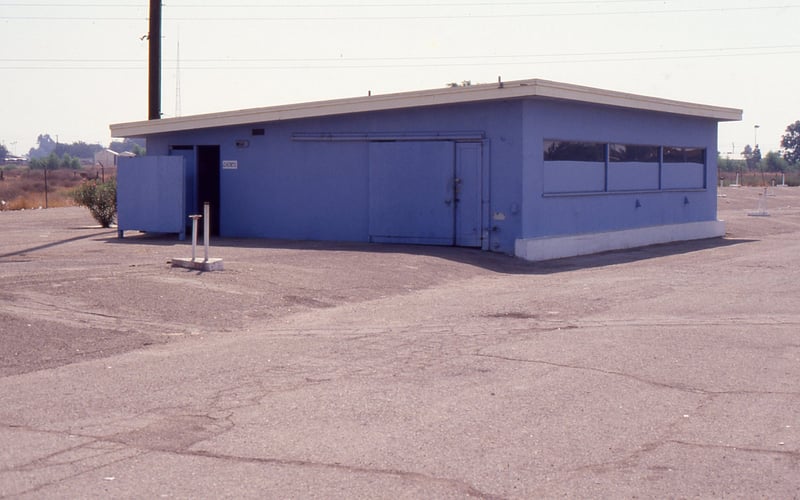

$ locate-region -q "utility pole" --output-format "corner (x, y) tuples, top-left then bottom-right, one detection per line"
(148, 0), (162, 120)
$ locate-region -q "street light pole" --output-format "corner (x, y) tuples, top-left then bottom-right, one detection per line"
(754, 124), (760, 148)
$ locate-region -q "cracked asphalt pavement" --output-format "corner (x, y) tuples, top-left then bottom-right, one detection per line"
(1, 186), (799, 498)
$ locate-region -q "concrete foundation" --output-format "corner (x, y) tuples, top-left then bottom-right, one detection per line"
(515, 220), (726, 262)
(171, 257), (224, 271)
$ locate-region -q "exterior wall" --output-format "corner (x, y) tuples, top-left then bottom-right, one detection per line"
(144, 100), (524, 254)
(137, 96), (724, 259)
(521, 99), (720, 241)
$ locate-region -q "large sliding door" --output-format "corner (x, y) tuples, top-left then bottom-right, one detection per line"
(368, 141), (482, 247)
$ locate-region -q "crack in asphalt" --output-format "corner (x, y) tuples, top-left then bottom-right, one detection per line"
(1, 291), (194, 336)
(665, 439), (800, 458)
(473, 352), (800, 396)
(571, 437), (800, 476)
(184, 449), (506, 500)
(0, 437), (144, 500)
(0, 440), (129, 473)
(0, 420), (504, 500)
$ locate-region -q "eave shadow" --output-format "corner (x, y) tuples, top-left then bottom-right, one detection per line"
(104, 232), (755, 275)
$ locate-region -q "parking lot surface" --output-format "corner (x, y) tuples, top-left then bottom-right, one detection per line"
(1, 186), (799, 498)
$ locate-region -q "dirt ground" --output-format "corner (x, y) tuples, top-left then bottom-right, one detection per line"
(1, 185), (794, 378)
(1, 186), (799, 498)
(0, 207), (535, 377)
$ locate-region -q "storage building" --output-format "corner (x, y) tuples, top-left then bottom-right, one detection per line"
(110, 78), (741, 261)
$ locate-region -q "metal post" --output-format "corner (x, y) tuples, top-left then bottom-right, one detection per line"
(203, 202), (210, 261)
(148, 0), (162, 120)
(189, 214), (202, 261)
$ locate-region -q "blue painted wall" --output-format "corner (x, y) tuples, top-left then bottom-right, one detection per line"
(145, 100), (524, 253)
(139, 96), (720, 254)
(522, 99), (719, 239)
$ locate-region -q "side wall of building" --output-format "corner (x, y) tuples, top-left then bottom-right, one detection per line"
(144, 100), (525, 254)
(521, 99), (720, 240)
(140, 97), (723, 259)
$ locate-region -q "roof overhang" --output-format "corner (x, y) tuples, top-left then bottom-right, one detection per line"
(110, 78), (743, 138)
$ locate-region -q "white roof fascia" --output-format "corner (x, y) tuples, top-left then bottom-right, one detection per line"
(110, 78), (742, 138)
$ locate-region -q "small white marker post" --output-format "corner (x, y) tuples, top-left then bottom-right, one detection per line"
(204, 202), (210, 262)
(189, 214), (202, 261)
(172, 204), (224, 271)
(748, 187), (771, 217)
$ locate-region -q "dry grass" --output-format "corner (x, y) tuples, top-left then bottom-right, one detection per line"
(720, 170), (800, 187)
(0, 165), (116, 211)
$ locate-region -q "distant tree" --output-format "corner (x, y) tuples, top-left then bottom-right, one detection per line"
(61, 153), (81, 169)
(64, 141), (103, 160)
(29, 152), (80, 170)
(28, 135), (103, 161)
(781, 120), (800, 165)
(108, 138), (146, 155)
(741, 144), (758, 171)
(763, 151), (789, 172)
(718, 155), (745, 173)
(0, 143), (8, 160)
(28, 134), (56, 159)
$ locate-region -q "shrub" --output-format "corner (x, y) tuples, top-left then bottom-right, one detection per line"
(71, 178), (117, 227)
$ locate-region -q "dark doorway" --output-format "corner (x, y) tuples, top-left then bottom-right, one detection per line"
(197, 145), (221, 236)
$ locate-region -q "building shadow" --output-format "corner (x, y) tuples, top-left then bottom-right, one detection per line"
(0, 229), (117, 260)
(104, 231), (755, 275)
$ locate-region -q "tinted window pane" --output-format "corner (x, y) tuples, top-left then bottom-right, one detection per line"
(609, 144), (659, 163)
(663, 147), (705, 164)
(544, 140), (605, 162)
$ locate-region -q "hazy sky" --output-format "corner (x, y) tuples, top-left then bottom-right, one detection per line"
(2, 1), (799, 157)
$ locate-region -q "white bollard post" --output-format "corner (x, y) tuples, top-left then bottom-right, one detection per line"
(189, 214), (202, 261)
(203, 202), (210, 262)
(173, 211), (221, 271)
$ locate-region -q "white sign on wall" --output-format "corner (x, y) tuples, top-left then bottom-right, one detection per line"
(222, 160), (238, 170)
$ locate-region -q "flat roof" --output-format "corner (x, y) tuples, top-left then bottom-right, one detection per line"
(110, 78), (743, 138)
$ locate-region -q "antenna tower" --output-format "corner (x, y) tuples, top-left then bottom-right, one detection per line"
(175, 28), (182, 117)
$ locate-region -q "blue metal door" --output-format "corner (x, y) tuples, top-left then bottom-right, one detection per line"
(368, 141), (482, 247)
(117, 156), (186, 239)
(368, 141), (455, 245)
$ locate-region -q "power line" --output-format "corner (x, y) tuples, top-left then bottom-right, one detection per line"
(3, 46), (798, 70)
(4, 44), (799, 64)
(3, 4), (800, 20)
(0, 1), (707, 7)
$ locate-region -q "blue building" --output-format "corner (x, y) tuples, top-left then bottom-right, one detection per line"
(110, 78), (741, 261)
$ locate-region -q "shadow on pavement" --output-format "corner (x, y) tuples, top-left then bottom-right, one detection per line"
(0, 230), (117, 260)
(103, 231), (756, 275)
